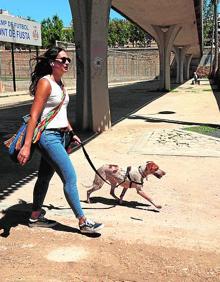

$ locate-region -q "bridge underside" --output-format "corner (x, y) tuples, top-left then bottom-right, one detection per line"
(68, 0), (203, 132)
(112, 0), (202, 58)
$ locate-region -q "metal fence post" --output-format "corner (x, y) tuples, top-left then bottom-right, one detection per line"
(11, 43), (16, 92)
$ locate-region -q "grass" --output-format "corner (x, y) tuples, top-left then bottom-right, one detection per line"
(170, 89), (178, 92)
(183, 126), (220, 138)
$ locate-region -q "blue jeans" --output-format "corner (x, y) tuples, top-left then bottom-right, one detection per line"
(32, 129), (84, 219)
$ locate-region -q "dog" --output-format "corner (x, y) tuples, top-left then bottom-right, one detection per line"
(86, 161), (166, 209)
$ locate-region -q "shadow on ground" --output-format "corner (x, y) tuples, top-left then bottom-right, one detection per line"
(210, 79), (220, 111)
(82, 196), (159, 213)
(128, 114), (220, 128)
(0, 80), (167, 201)
(0, 199), (102, 238)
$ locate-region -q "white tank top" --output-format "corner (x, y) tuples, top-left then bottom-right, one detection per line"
(40, 75), (69, 129)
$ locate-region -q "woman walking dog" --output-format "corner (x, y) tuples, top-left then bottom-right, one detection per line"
(17, 47), (103, 234)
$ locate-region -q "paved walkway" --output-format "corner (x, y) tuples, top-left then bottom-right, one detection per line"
(1, 78), (219, 208)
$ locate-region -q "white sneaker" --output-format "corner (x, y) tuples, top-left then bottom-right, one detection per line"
(79, 219), (104, 234)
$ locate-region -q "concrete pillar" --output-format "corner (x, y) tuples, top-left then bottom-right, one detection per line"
(184, 54), (193, 80)
(174, 46), (189, 83)
(174, 46), (180, 84)
(69, 0), (111, 132)
(152, 25), (181, 91)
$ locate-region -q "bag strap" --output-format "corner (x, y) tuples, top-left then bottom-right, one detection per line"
(32, 89), (66, 143)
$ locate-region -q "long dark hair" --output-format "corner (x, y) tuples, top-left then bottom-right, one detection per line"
(29, 46), (64, 96)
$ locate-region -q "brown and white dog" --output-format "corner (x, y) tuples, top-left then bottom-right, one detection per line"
(87, 161), (166, 209)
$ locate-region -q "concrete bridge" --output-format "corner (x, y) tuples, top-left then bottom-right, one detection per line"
(68, 0), (203, 132)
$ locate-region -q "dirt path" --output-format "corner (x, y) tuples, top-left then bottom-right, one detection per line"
(1, 80), (220, 281)
(1, 227), (220, 281)
(1, 123), (220, 281)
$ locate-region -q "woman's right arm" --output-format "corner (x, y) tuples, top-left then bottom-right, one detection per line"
(17, 79), (51, 166)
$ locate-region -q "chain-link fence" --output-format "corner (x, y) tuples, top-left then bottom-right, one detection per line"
(0, 48), (159, 92)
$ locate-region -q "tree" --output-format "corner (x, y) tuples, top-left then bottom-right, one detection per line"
(108, 20), (118, 47)
(128, 23), (150, 47)
(108, 19), (152, 48)
(212, 0), (219, 76)
(62, 28), (74, 43)
(203, 0), (214, 46)
(117, 20), (129, 46)
(108, 19), (130, 47)
(41, 15), (65, 48)
(204, 0), (220, 77)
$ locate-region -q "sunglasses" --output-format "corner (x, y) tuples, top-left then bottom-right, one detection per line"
(55, 57), (71, 64)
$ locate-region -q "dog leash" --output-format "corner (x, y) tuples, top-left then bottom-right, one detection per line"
(80, 142), (113, 185)
(79, 141), (143, 187)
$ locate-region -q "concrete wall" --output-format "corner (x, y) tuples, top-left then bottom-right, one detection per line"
(0, 48), (160, 92)
(108, 48), (159, 82)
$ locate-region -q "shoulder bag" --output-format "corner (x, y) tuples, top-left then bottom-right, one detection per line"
(3, 90), (66, 163)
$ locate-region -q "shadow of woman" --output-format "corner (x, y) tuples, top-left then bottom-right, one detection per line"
(0, 200), (31, 237)
(0, 200), (101, 238)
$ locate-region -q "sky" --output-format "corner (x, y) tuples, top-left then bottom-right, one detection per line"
(0, 0), (124, 26)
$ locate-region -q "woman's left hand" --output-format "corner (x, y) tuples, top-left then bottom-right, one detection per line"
(72, 134), (81, 145)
